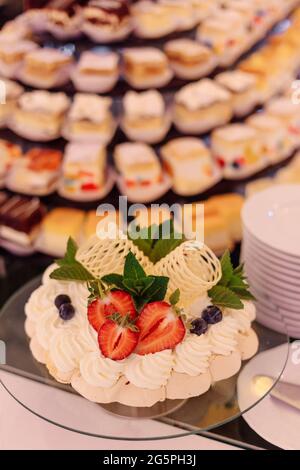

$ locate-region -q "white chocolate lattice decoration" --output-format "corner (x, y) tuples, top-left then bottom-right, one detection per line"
(76, 235), (154, 278)
(154, 241), (222, 306)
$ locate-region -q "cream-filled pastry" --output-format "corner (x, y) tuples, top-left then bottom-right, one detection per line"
(83, 209), (125, 241)
(191, 0), (221, 22)
(0, 78), (24, 128)
(0, 140), (22, 187)
(114, 142), (171, 202)
(247, 113), (292, 164)
(205, 193), (244, 243)
(132, 1), (177, 39)
(174, 78), (233, 134)
(197, 10), (249, 66)
(158, 0), (197, 32)
(36, 208), (85, 257)
(82, 0), (132, 42)
(121, 90), (171, 144)
(216, 70), (259, 117)
(18, 48), (74, 89)
(211, 124), (267, 179)
(161, 137), (221, 196)
(71, 51), (119, 93)
(164, 39), (218, 80)
(63, 93), (116, 144)
(45, 4), (84, 39)
(123, 47), (173, 89)
(0, 17), (32, 42)
(266, 97), (300, 150)
(6, 148), (62, 196)
(9, 90), (70, 142)
(0, 40), (38, 78)
(60, 142), (112, 201)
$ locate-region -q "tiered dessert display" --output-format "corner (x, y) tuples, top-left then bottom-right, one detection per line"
(0, 0), (300, 261)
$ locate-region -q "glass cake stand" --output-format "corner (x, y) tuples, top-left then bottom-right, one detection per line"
(0, 276), (290, 441)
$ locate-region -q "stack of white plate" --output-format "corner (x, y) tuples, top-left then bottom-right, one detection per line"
(242, 185), (300, 339)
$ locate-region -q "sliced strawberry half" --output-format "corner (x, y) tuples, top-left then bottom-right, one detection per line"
(98, 316), (139, 360)
(87, 298), (109, 332)
(135, 301), (186, 356)
(104, 290), (136, 319)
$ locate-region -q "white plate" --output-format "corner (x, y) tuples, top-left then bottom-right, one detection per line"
(238, 344), (300, 449)
(242, 238), (300, 275)
(242, 185), (300, 257)
(243, 227), (300, 265)
(244, 252), (300, 286)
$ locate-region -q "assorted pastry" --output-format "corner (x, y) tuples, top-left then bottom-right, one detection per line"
(8, 90), (70, 142)
(0, 140), (22, 187)
(24, 230), (258, 406)
(114, 142), (172, 202)
(62, 93), (116, 144)
(161, 137), (221, 196)
(0, 78), (24, 128)
(6, 148), (63, 196)
(121, 89), (171, 144)
(59, 142), (115, 201)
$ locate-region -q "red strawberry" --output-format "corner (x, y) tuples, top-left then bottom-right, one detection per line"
(98, 315), (139, 360)
(135, 301), (186, 356)
(87, 299), (108, 332)
(104, 290), (136, 319)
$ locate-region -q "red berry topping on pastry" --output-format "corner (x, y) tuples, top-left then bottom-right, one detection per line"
(104, 290), (137, 319)
(88, 298), (108, 332)
(98, 314), (139, 361)
(135, 301), (186, 356)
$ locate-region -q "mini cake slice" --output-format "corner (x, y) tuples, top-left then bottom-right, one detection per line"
(132, 1), (178, 38)
(63, 93), (116, 144)
(161, 137), (221, 196)
(216, 70), (259, 117)
(247, 113), (292, 164)
(205, 193), (245, 243)
(60, 142), (114, 201)
(6, 148), (62, 196)
(18, 48), (74, 89)
(196, 10), (249, 67)
(0, 139), (22, 187)
(114, 142), (171, 202)
(211, 124), (267, 179)
(173, 79), (233, 134)
(0, 78), (24, 128)
(123, 47), (173, 89)
(45, 4), (84, 39)
(36, 207), (85, 257)
(9, 90), (70, 142)
(0, 195), (46, 248)
(266, 97), (300, 151)
(158, 0), (197, 32)
(71, 51), (119, 93)
(83, 209), (125, 242)
(164, 38), (218, 80)
(121, 90), (171, 144)
(82, 0), (132, 42)
(0, 40), (38, 78)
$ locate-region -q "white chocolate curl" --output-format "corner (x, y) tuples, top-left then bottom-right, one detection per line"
(154, 240), (221, 306)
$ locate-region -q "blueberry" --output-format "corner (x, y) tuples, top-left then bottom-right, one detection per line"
(232, 161), (241, 169)
(202, 306), (222, 325)
(190, 318), (208, 336)
(59, 303), (75, 321)
(55, 294), (71, 310)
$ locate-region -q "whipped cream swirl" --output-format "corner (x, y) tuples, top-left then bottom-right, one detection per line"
(124, 350), (174, 390)
(80, 352), (123, 388)
(208, 316), (239, 356)
(225, 300), (256, 333)
(49, 329), (87, 374)
(174, 334), (212, 376)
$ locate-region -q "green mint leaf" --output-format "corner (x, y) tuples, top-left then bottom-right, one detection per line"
(101, 274), (124, 290)
(145, 276), (169, 302)
(218, 250), (234, 286)
(129, 219), (185, 263)
(233, 263), (245, 276)
(123, 277), (147, 295)
(208, 285), (244, 309)
(232, 288), (256, 301)
(227, 274), (247, 289)
(124, 251), (146, 279)
(169, 288), (180, 306)
(50, 263), (95, 282)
